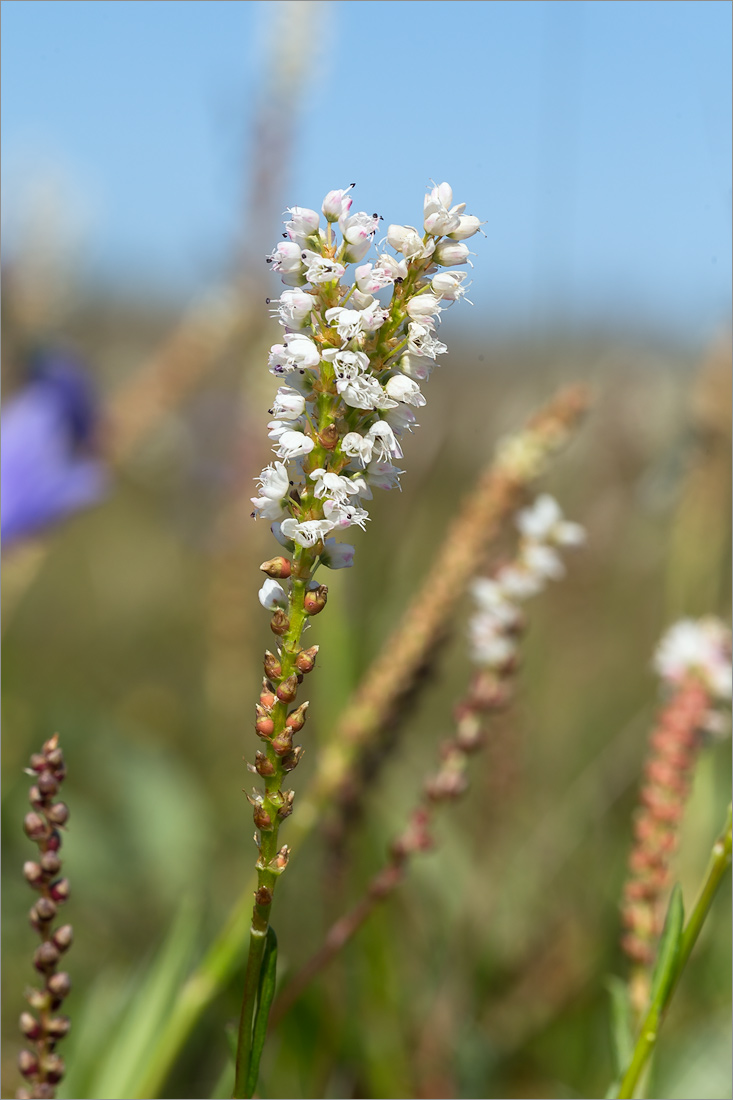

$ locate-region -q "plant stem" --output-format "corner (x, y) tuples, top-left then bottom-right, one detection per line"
(615, 805), (732, 1099)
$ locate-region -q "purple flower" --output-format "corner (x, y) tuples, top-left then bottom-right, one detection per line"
(1, 350), (108, 547)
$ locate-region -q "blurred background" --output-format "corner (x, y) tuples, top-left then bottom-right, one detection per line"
(2, 2), (731, 1098)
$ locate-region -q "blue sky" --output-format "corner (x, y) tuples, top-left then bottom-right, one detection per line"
(2, 0), (731, 340)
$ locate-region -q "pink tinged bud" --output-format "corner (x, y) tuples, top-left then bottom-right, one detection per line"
(295, 645), (319, 674)
(34, 896), (57, 922)
(46, 746), (64, 769)
(46, 1015), (71, 1039)
(50, 878), (70, 903)
(270, 609), (290, 636)
(40, 851), (62, 874)
(255, 708), (275, 738)
(434, 240), (471, 267)
(30, 753), (47, 773)
(259, 683), (277, 710)
(448, 214), (483, 240)
(405, 294), (443, 320)
(431, 271), (468, 300)
(23, 861), (44, 886)
(267, 240), (304, 273)
(271, 727), (294, 756)
(53, 924), (74, 952)
(47, 803), (69, 826)
(304, 585), (328, 615)
(23, 812), (46, 840)
(286, 700), (309, 732)
(48, 971), (72, 1000)
(20, 1012), (41, 1039)
(276, 674), (299, 703)
(341, 236), (372, 264)
(41, 1052), (65, 1084)
(29, 785), (44, 809)
(34, 941), (61, 971)
(260, 556), (292, 579)
(37, 771), (59, 796)
(322, 184), (355, 221)
(18, 1050), (39, 1079)
(253, 804), (274, 831)
(264, 650), (282, 679)
(285, 206), (320, 239)
(274, 845), (291, 870)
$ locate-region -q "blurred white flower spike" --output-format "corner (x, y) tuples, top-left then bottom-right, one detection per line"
(252, 181), (482, 570)
(654, 618), (732, 701)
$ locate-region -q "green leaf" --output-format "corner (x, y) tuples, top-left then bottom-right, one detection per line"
(649, 883), (685, 1013)
(606, 975), (635, 1077)
(245, 925), (278, 1098)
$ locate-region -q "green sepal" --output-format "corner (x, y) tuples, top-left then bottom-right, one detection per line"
(245, 924), (278, 1098)
(606, 975), (635, 1077)
(649, 882), (684, 1012)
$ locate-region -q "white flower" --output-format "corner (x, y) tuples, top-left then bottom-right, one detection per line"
(259, 577), (287, 609)
(469, 614), (517, 667)
(270, 387), (305, 420)
(434, 240), (471, 267)
(274, 288), (314, 328)
(251, 461), (291, 519)
(406, 294), (444, 322)
(325, 307), (366, 344)
(285, 206), (320, 242)
(517, 495), (586, 547)
(448, 215), (484, 241)
(339, 211), (379, 245)
(342, 431), (373, 466)
(274, 430), (315, 460)
(431, 271), (469, 302)
(322, 348), (369, 378)
(385, 404), (418, 434)
(267, 240), (304, 275)
(322, 185), (354, 222)
(355, 260), (402, 293)
(423, 182), (465, 237)
(323, 499), (370, 530)
(301, 249), (346, 284)
(267, 419), (292, 442)
(358, 299), (390, 331)
(309, 468), (363, 501)
(375, 253), (409, 281)
(320, 538), (356, 569)
(407, 322), (447, 359)
(280, 517), (335, 547)
(471, 578), (522, 627)
(523, 542), (565, 581)
(654, 618), (732, 699)
(268, 333), (321, 376)
(366, 420), (403, 461)
(365, 459), (404, 492)
(386, 224), (435, 260)
(496, 564), (544, 601)
(339, 374), (396, 411)
(384, 375), (426, 407)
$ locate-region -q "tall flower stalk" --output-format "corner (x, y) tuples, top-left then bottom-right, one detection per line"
(234, 182), (482, 1097)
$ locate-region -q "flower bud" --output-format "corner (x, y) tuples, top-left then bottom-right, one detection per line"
(448, 214), (483, 240)
(277, 790), (295, 820)
(405, 294), (443, 320)
(260, 556), (292, 579)
(46, 1015), (71, 1039)
(37, 771), (59, 796)
(29, 753), (47, 773)
(304, 585), (328, 615)
(23, 812), (46, 840)
(34, 896), (57, 922)
(276, 674), (299, 703)
(259, 680), (277, 710)
(274, 845), (291, 870)
(431, 271), (468, 300)
(23, 861), (44, 886)
(255, 705), (275, 739)
(285, 700), (309, 734)
(34, 941), (61, 971)
(295, 645), (319, 674)
(45, 747), (64, 769)
(41, 1052), (65, 1084)
(281, 746), (305, 772)
(19, 1012), (41, 1040)
(29, 785), (44, 809)
(322, 185), (354, 222)
(263, 650), (282, 680)
(53, 924), (74, 952)
(270, 609), (290, 636)
(47, 803), (69, 826)
(434, 240), (471, 267)
(252, 804), (274, 831)
(40, 851), (62, 875)
(50, 878), (70, 903)
(270, 727), (294, 756)
(18, 1050), (39, 1079)
(254, 751), (276, 777)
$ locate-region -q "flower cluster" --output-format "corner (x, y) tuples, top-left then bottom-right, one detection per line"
(18, 735), (72, 1100)
(622, 618), (731, 985)
(468, 494), (585, 667)
(253, 181), (481, 578)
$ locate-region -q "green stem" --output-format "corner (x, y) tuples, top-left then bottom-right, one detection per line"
(233, 928), (268, 1098)
(615, 806), (732, 1099)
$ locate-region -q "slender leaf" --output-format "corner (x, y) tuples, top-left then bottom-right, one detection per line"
(606, 975), (634, 1077)
(245, 925), (278, 1098)
(649, 883), (684, 1012)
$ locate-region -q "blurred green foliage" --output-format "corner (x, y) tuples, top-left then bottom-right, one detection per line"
(2, 298), (731, 1099)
